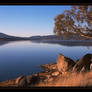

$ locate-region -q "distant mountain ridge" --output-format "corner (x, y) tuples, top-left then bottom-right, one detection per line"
(0, 32), (29, 40)
(0, 32), (91, 41)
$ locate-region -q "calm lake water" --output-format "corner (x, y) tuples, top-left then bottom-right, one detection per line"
(0, 40), (92, 81)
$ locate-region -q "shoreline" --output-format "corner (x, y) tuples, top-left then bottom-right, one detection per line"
(0, 39), (92, 47)
(0, 53), (92, 87)
(31, 40), (92, 46)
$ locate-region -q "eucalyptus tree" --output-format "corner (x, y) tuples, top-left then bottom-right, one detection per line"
(54, 5), (92, 39)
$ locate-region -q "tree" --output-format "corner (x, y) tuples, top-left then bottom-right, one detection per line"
(54, 5), (92, 39)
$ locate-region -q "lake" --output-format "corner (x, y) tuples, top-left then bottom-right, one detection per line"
(0, 40), (92, 81)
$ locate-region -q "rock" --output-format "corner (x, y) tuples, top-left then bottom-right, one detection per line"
(26, 75), (32, 85)
(39, 63), (57, 71)
(32, 74), (38, 76)
(57, 54), (75, 73)
(17, 74), (40, 87)
(43, 77), (54, 83)
(47, 78), (54, 82)
(17, 76), (28, 87)
(0, 79), (16, 87)
(72, 53), (92, 73)
(39, 76), (47, 82)
(39, 72), (51, 79)
(29, 74), (40, 85)
(15, 76), (25, 84)
(52, 71), (59, 76)
(90, 63), (92, 70)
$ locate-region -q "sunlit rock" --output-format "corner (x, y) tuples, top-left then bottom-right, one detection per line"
(72, 53), (92, 73)
(39, 62), (57, 71)
(17, 76), (27, 87)
(52, 71), (59, 76)
(57, 54), (75, 73)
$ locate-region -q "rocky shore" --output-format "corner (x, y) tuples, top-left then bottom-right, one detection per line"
(0, 53), (92, 87)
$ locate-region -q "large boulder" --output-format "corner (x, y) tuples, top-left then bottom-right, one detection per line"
(57, 54), (75, 73)
(15, 76), (25, 84)
(72, 53), (92, 73)
(17, 74), (40, 87)
(16, 76), (28, 87)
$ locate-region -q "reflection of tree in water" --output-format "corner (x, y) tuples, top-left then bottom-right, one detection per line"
(45, 41), (92, 47)
(32, 40), (92, 47)
(0, 40), (92, 47)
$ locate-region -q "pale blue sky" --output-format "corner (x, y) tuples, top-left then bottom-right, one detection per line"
(0, 5), (71, 37)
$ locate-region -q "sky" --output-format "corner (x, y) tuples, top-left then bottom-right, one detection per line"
(0, 5), (71, 37)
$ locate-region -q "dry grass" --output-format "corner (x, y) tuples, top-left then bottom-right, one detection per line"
(1, 71), (92, 87)
(38, 71), (92, 87)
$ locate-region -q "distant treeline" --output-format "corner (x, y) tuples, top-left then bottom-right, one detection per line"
(30, 34), (91, 41)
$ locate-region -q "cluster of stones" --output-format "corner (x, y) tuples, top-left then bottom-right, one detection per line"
(0, 53), (92, 87)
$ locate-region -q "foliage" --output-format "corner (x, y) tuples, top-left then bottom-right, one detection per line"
(54, 5), (92, 39)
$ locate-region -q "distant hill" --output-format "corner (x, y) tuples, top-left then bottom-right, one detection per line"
(30, 34), (91, 41)
(0, 32), (91, 41)
(0, 33), (29, 41)
(30, 35), (60, 40)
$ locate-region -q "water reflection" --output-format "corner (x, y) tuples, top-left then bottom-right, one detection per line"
(31, 40), (92, 50)
(0, 40), (92, 81)
(0, 41), (11, 46)
(31, 40), (92, 46)
(1, 40), (92, 47)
